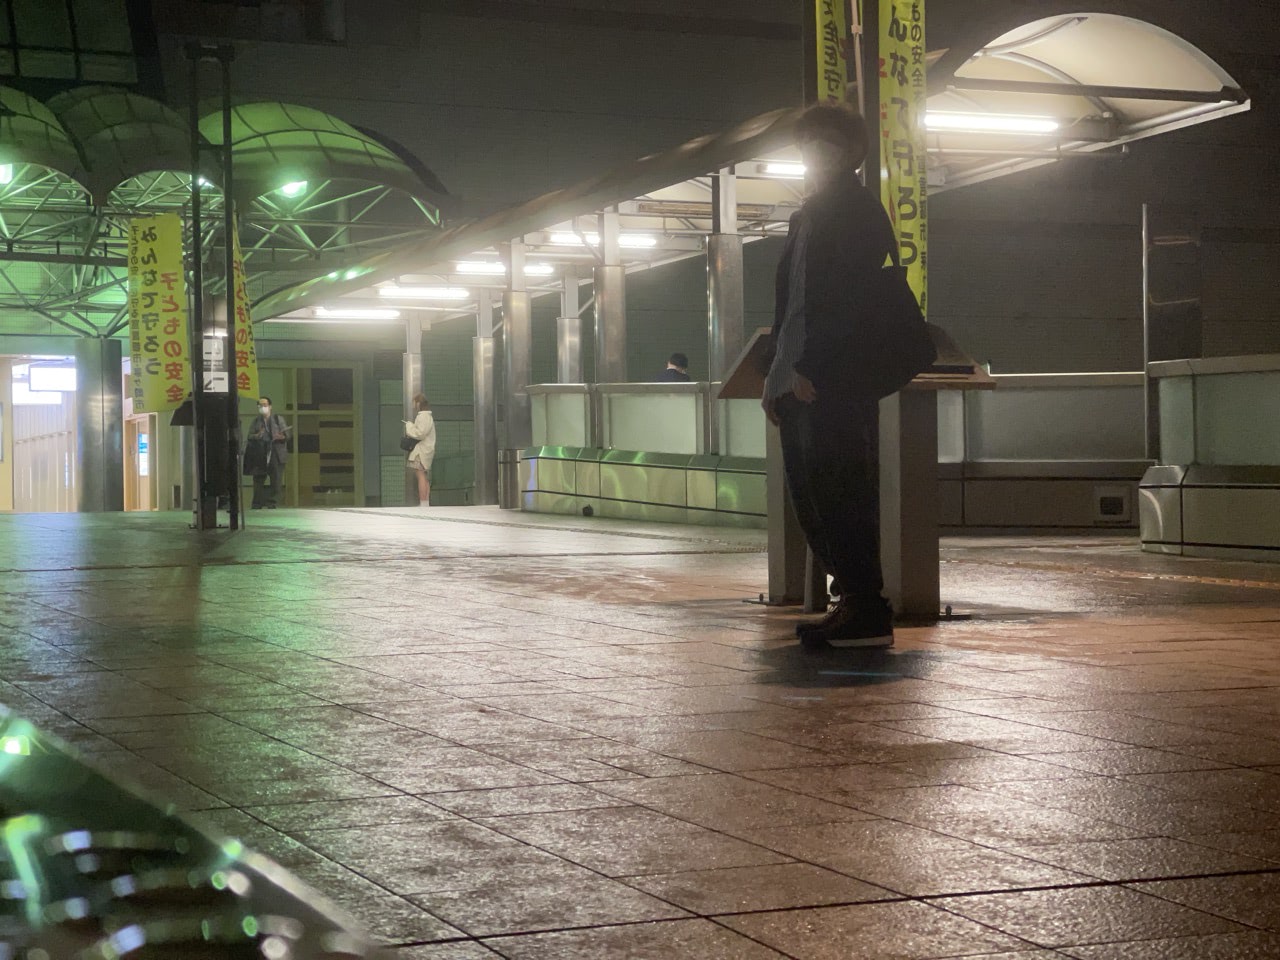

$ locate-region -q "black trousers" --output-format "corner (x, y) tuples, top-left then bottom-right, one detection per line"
(777, 394), (885, 608)
(252, 457), (283, 508)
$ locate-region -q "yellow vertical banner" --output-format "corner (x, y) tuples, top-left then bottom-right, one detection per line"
(127, 213), (191, 412)
(815, 0), (850, 102)
(230, 214), (259, 399)
(879, 0), (928, 314)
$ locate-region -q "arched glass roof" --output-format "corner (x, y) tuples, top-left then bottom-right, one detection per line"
(198, 101), (435, 202)
(0, 86), (446, 338)
(0, 86), (87, 186)
(46, 86), (192, 201)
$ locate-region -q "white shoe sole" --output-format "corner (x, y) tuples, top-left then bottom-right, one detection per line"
(825, 632), (894, 649)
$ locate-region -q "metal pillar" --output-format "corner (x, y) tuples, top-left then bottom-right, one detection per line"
(218, 47), (241, 530)
(593, 211), (627, 384)
(473, 336), (498, 505)
(557, 266), (583, 383)
(879, 391), (940, 622)
(1143, 204), (1202, 461)
(186, 44), (212, 528)
(500, 241), (532, 509)
(74, 338), (124, 513)
(708, 169), (745, 383)
(708, 168), (744, 456)
(402, 314), (423, 505)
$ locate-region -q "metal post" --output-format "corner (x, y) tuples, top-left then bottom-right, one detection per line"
(860, 0), (881, 187)
(708, 168), (744, 384)
(473, 337), (498, 504)
(186, 43), (212, 529)
(474, 290), (499, 504)
(557, 266), (583, 383)
(1143, 203), (1203, 461)
(500, 241), (532, 508)
(593, 210), (627, 384)
(74, 338), (124, 512)
(708, 167), (744, 456)
(219, 46), (241, 529)
(403, 314), (422, 505)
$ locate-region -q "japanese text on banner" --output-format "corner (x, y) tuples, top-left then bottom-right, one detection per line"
(879, 0), (928, 315)
(128, 213), (191, 412)
(230, 215), (260, 398)
(815, 0), (849, 102)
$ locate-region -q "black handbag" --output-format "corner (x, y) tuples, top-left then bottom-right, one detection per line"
(242, 436), (269, 476)
(855, 247), (937, 398)
(399, 434), (418, 453)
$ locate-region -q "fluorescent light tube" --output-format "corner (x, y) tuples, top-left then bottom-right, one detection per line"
(378, 286), (471, 300)
(925, 113), (1060, 134)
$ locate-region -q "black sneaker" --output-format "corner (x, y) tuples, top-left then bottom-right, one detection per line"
(803, 602), (894, 649)
(795, 602), (844, 638)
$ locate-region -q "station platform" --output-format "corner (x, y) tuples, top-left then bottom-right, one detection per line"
(3, 508), (1280, 958)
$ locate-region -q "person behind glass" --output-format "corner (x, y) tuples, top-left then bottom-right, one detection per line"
(404, 393), (436, 506)
(761, 102), (897, 649)
(655, 352), (692, 382)
(248, 395), (289, 509)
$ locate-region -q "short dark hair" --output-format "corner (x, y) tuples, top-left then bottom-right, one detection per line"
(259, 396), (272, 405)
(796, 101), (870, 166)
(669, 352), (689, 369)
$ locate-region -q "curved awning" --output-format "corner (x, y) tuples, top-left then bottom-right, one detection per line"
(925, 13), (1250, 190)
(252, 13), (1252, 326)
(0, 86), (89, 188)
(47, 86), (194, 201)
(198, 101), (441, 203)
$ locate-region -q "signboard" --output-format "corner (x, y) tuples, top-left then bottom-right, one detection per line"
(137, 433), (149, 477)
(203, 335), (228, 394)
(815, 0), (850, 102)
(878, 0), (929, 314)
(127, 213), (192, 412)
(230, 215), (260, 398)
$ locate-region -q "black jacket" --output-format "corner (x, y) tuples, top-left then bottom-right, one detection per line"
(773, 172), (896, 392)
(655, 367), (692, 383)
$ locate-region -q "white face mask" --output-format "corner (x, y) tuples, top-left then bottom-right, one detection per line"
(259, 405), (270, 415)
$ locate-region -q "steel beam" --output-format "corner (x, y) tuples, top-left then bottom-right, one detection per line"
(948, 77), (1247, 104)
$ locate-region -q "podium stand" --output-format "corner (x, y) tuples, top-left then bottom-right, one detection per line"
(719, 325), (994, 622)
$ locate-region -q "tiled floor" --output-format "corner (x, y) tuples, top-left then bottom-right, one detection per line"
(3, 507), (1280, 958)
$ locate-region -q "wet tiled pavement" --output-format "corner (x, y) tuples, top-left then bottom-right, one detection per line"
(4, 507), (1280, 958)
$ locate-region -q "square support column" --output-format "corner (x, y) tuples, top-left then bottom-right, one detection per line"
(74, 337), (124, 512)
(879, 390), (940, 622)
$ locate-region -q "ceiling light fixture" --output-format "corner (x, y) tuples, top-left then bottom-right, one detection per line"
(761, 162), (807, 179)
(548, 232), (658, 249)
(925, 113), (1060, 134)
(378, 285), (471, 301)
(315, 306), (402, 320)
(278, 180), (309, 197)
(455, 261), (556, 277)
(0, 164), (13, 185)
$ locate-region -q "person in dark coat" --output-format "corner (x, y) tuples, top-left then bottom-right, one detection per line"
(655, 353), (692, 382)
(246, 395), (290, 509)
(762, 102), (898, 649)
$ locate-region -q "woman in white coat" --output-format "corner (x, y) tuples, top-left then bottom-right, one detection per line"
(405, 393), (436, 506)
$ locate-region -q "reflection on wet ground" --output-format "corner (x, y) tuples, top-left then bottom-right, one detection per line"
(4, 508), (1280, 958)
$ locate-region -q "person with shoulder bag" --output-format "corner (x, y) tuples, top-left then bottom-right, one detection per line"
(402, 394), (436, 506)
(247, 395), (291, 509)
(761, 102), (934, 650)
